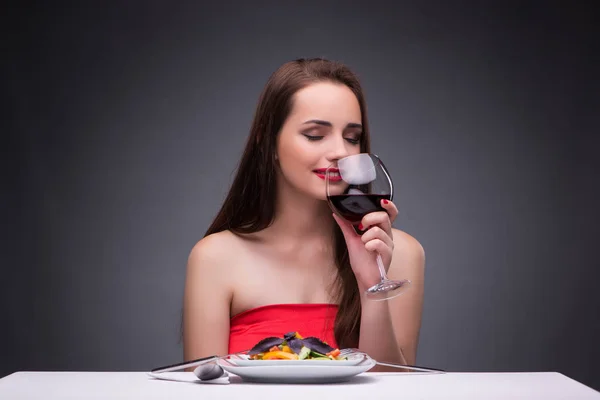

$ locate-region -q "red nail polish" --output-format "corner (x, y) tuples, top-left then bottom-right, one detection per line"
(383, 199), (389, 205)
(358, 223), (363, 230)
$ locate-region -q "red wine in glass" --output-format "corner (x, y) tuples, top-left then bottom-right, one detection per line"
(327, 194), (392, 224)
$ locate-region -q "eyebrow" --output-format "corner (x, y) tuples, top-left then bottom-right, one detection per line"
(302, 119), (363, 130)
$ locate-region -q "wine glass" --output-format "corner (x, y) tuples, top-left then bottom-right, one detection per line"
(325, 153), (411, 301)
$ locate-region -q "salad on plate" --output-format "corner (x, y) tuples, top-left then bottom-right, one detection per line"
(247, 331), (346, 361)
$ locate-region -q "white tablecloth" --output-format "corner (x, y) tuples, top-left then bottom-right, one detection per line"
(0, 371), (598, 399)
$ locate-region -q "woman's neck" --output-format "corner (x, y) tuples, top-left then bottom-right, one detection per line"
(267, 181), (335, 242)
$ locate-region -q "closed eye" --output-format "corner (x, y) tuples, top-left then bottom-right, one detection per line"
(345, 131), (362, 145)
(303, 134), (324, 141)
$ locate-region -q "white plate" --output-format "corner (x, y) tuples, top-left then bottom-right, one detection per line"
(229, 353), (365, 367)
(217, 356), (376, 383)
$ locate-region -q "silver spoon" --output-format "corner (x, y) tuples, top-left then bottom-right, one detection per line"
(193, 363), (226, 380)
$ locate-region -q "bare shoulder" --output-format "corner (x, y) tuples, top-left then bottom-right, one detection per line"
(184, 230), (244, 360)
(189, 230), (239, 260)
(186, 230), (246, 277)
(390, 228), (425, 272)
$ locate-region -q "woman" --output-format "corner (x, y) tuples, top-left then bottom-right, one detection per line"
(183, 58), (424, 370)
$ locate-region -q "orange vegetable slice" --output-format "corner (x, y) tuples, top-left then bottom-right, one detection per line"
(262, 351), (300, 360)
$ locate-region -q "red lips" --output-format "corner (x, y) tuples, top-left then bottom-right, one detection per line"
(313, 168), (342, 181)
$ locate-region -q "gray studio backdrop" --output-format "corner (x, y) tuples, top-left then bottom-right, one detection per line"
(4, 1), (599, 391)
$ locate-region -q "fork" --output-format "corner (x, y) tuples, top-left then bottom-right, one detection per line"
(339, 348), (445, 374)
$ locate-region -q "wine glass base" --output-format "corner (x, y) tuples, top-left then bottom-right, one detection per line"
(365, 279), (412, 301)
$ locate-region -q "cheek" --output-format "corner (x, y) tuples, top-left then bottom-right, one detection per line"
(278, 138), (317, 168)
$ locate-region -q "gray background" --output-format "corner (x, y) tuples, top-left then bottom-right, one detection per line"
(3, 0), (599, 391)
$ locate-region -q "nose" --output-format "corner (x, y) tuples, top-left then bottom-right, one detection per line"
(325, 135), (350, 164)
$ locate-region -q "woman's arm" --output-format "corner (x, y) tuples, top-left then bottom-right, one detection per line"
(183, 234), (233, 364)
(332, 201), (425, 371)
(357, 229), (425, 370)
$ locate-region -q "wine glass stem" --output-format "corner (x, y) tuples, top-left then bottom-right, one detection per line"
(376, 253), (388, 281)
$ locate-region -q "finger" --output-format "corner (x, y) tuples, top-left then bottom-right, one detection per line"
(360, 211), (392, 236)
(361, 226), (394, 250)
(381, 199), (398, 224)
(364, 238), (392, 260)
(332, 213), (359, 242)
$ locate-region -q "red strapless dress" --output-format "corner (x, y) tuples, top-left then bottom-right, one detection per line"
(228, 303), (339, 354)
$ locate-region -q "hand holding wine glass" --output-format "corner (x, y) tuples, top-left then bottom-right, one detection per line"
(326, 153), (411, 301)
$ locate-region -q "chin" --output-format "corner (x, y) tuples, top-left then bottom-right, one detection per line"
(312, 188), (329, 202)
(310, 184), (328, 201)
(299, 186), (327, 202)
(314, 194), (328, 202)
(284, 175), (329, 202)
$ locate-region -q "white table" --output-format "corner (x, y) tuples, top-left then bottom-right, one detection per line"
(0, 371), (598, 399)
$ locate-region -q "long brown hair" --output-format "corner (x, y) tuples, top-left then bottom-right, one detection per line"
(204, 58), (371, 348)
